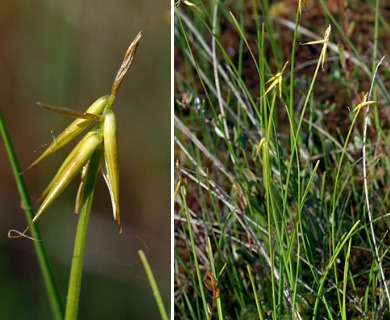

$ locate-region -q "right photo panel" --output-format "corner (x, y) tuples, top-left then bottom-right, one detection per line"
(174, 1), (390, 318)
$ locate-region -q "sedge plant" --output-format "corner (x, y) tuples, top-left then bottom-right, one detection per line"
(175, 0), (390, 318)
(9, 31), (141, 238)
(5, 32), (141, 319)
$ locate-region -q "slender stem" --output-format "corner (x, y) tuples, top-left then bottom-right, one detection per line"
(138, 250), (169, 320)
(65, 146), (102, 320)
(0, 111), (64, 320)
(364, 57), (390, 307)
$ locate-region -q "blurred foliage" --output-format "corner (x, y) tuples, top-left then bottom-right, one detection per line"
(0, 1), (170, 319)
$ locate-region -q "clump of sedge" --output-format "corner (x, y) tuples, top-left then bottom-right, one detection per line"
(9, 32), (141, 238)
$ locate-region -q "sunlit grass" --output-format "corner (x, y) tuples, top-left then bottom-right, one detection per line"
(174, 1), (390, 318)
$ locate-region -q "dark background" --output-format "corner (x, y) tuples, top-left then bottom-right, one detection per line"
(0, 1), (170, 319)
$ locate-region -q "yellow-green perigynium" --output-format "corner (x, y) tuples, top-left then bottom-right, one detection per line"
(33, 131), (104, 224)
(28, 96), (108, 170)
(102, 110), (120, 226)
(19, 31), (141, 236)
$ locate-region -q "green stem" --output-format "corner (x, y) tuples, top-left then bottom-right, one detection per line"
(0, 110), (64, 320)
(65, 145), (102, 320)
(138, 250), (169, 320)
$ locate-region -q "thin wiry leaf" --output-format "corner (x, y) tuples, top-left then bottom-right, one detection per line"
(37, 103), (105, 121)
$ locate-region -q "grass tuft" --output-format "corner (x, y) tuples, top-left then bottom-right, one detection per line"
(174, 1), (390, 318)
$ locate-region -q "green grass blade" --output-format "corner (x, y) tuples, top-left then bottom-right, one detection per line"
(207, 237), (223, 320)
(341, 238), (353, 320)
(181, 185), (209, 319)
(138, 250), (169, 320)
(247, 265), (265, 320)
(0, 110), (64, 320)
(312, 220), (360, 319)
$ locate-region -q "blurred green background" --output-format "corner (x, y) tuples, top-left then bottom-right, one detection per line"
(0, 1), (170, 319)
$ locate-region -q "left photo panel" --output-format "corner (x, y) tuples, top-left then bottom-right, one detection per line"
(0, 2), (170, 319)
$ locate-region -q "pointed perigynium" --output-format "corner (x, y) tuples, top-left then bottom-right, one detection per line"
(102, 110), (121, 232)
(9, 31), (141, 238)
(34, 133), (103, 223)
(27, 95), (108, 170)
